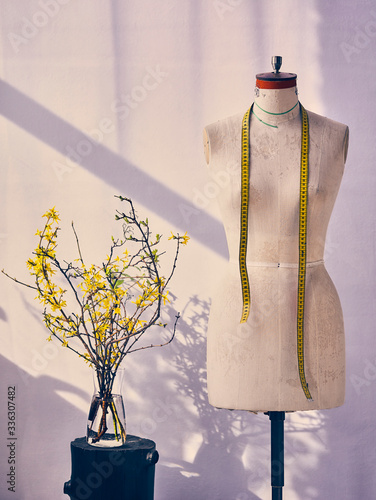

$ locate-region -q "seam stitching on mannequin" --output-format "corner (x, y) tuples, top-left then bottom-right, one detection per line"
(311, 269), (320, 407)
(313, 118), (327, 407)
(277, 125), (282, 408)
(316, 114), (326, 193)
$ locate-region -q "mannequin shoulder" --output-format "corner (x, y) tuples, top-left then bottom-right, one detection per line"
(307, 110), (349, 164)
(203, 112), (244, 165)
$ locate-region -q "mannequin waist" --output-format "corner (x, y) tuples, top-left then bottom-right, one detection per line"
(228, 259), (324, 269)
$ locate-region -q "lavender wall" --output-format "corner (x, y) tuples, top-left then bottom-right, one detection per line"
(0, 1), (375, 499)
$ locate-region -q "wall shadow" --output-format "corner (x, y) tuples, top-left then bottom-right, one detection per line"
(288, 2), (376, 499)
(156, 295), (264, 500)
(0, 353), (88, 499)
(0, 79), (227, 259)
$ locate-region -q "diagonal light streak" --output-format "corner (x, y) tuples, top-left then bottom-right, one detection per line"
(0, 79), (227, 257)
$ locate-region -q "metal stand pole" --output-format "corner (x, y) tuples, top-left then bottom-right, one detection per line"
(268, 411), (285, 500)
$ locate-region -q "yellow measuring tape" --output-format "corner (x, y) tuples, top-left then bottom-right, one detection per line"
(297, 105), (312, 400)
(239, 105), (252, 324)
(239, 103), (313, 400)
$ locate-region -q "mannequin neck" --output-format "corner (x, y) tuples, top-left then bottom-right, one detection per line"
(255, 86), (298, 113)
(253, 86), (299, 127)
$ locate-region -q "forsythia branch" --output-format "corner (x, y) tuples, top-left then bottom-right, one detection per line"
(2, 196), (189, 389)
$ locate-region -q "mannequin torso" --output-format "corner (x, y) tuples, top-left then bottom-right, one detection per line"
(204, 83), (349, 412)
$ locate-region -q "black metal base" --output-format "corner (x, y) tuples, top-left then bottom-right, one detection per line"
(64, 435), (159, 500)
(268, 412), (285, 500)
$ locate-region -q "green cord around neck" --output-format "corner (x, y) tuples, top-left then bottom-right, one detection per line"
(252, 100), (300, 128)
(254, 100), (299, 116)
(251, 109), (278, 128)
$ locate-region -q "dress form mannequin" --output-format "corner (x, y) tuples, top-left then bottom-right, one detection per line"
(203, 63), (349, 412)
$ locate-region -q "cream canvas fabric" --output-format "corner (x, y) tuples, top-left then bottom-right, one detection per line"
(205, 101), (349, 411)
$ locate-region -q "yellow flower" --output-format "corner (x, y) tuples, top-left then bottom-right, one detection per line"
(169, 231), (189, 245)
(43, 207), (60, 222)
(26, 258), (36, 270)
(136, 319), (147, 328)
(161, 290), (170, 305)
(180, 232), (190, 245)
(133, 296), (144, 308)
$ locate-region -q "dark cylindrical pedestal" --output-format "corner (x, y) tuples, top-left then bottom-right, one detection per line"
(269, 412), (285, 500)
(64, 435), (159, 500)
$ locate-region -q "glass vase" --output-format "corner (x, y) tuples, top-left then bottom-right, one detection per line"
(86, 368), (126, 447)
